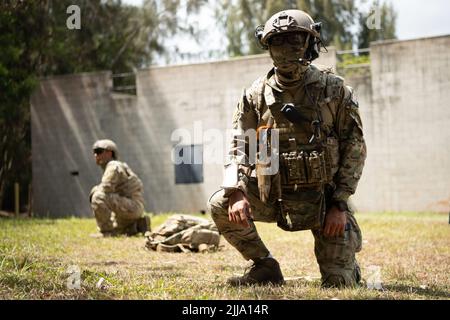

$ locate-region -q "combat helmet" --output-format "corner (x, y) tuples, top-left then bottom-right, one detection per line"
(255, 9), (323, 61)
(92, 139), (119, 159)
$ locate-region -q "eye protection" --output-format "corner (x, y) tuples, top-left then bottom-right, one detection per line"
(93, 148), (105, 155)
(268, 32), (307, 46)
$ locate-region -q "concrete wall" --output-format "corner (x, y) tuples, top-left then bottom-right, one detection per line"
(31, 51), (335, 217)
(352, 36), (450, 212)
(32, 72), (113, 217)
(134, 51), (336, 214)
(31, 36), (450, 217)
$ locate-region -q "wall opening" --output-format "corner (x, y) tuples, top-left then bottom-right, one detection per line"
(174, 144), (203, 184)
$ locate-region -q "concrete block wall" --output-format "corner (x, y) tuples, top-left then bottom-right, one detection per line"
(30, 51), (335, 217)
(345, 73), (374, 212)
(132, 51), (336, 213)
(365, 36), (450, 212)
(31, 36), (450, 216)
(31, 72), (115, 217)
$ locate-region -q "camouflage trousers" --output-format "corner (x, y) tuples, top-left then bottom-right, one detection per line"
(90, 186), (144, 234)
(208, 179), (362, 287)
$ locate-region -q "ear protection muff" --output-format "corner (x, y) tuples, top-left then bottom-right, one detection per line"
(254, 25), (267, 50)
(304, 22), (324, 61)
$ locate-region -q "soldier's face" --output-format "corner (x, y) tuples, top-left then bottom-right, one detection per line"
(268, 32), (308, 72)
(94, 148), (113, 166)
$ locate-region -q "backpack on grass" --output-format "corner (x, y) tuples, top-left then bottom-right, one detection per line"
(145, 214), (221, 253)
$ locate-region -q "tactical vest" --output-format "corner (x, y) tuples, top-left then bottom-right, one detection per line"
(253, 65), (343, 231)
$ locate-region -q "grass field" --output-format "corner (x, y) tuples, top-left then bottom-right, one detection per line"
(0, 212), (449, 300)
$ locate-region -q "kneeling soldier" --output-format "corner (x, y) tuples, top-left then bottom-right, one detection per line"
(208, 9), (366, 288)
(90, 139), (150, 237)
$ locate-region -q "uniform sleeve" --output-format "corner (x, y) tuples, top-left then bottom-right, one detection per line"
(99, 162), (123, 194)
(222, 88), (259, 196)
(332, 85), (367, 203)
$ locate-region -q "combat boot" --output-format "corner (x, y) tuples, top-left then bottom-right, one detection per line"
(227, 257), (284, 286)
(112, 221), (139, 236)
(137, 216), (151, 233)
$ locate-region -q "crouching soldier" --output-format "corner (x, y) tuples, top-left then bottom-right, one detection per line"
(208, 10), (366, 288)
(90, 139), (150, 236)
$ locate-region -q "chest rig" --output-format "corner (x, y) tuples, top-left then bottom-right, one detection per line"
(254, 66), (342, 231)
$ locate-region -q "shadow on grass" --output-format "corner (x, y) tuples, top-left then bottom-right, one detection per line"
(384, 284), (450, 299)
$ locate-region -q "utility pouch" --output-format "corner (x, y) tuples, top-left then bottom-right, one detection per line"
(280, 149), (329, 185)
(280, 151), (308, 185)
(277, 186), (326, 231)
(306, 151), (328, 184)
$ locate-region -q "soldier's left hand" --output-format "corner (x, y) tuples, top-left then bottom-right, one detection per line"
(323, 206), (347, 237)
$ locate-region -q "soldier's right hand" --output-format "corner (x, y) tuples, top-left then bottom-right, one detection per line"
(228, 190), (253, 228)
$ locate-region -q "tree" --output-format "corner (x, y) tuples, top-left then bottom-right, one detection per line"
(0, 1), (45, 211)
(213, 0), (396, 57)
(357, 1), (397, 49)
(214, 0), (358, 57)
(297, 0), (357, 50)
(35, 0), (206, 75)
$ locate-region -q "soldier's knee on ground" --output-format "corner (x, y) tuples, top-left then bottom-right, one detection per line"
(322, 274), (351, 288)
(321, 263), (361, 288)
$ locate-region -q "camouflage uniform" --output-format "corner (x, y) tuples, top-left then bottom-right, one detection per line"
(208, 63), (366, 287)
(90, 160), (145, 234)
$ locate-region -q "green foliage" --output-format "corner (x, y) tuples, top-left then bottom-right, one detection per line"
(337, 52), (370, 77)
(32, 0), (206, 75)
(297, 0), (357, 49)
(0, 1), (43, 210)
(214, 0), (397, 57)
(357, 1), (397, 48)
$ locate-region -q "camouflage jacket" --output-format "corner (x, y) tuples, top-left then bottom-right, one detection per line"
(97, 160), (145, 204)
(225, 64), (367, 203)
